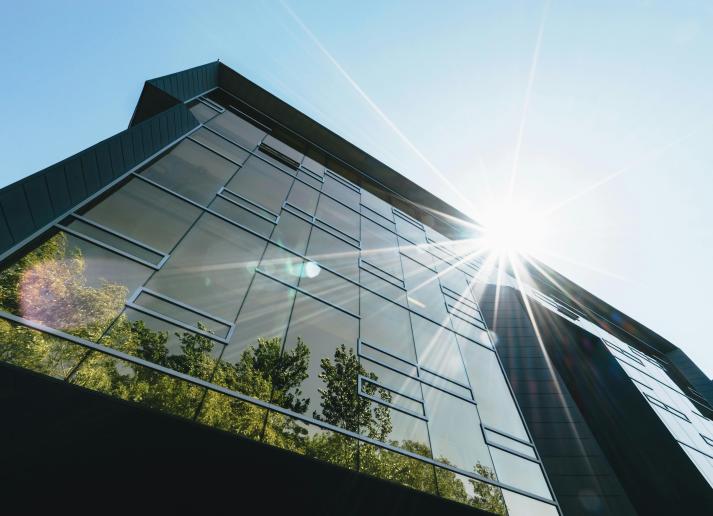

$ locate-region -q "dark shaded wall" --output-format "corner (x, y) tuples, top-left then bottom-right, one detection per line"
(666, 348), (713, 407)
(0, 361), (491, 515)
(479, 285), (637, 515)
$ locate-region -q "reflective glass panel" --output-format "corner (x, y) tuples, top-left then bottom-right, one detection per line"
(315, 195), (360, 242)
(83, 178), (201, 253)
(147, 214), (265, 322)
(361, 218), (402, 280)
(402, 255), (449, 322)
(490, 447), (551, 499)
(271, 210), (312, 254)
(226, 156), (294, 215)
(322, 174), (360, 208)
(305, 225), (359, 281)
(458, 337), (529, 440)
(286, 180), (319, 216)
(360, 289), (417, 363)
(208, 196), (275, 238)
(436, 468), (506, 515)
(206, 110), (266, 150)
(189, 101), (219, 123)
(191, 128), (250, 164)
(411, 314), (468, 385)
(66, 219), (164, 266)
(141, 139), (237, 205)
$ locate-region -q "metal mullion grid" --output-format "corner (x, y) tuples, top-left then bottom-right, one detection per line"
(483, 425), (540, 463)
(198, 96), (225, 113)
(219, 186), (280, 222)
(645, 393), (692, 422)
(70, 214), (168, 262)
(358, 258), (406, 291)
(187, 133), (248, 168)
(125, 287), (235, 344)
(357, 375), (427, 421)
(324, 168), (361, 194)
(0, 308), (559, 508)
(182, 86), (220, 106)
(678, 438), (713, 464)
(210, 86), (476, 255)
(55, 223), (165, 271)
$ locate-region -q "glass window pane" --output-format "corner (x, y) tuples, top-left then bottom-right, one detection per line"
(263, 135), (304, 164)
(271, 210), (312, 254)
(402, 255), (449, 322)
(191, 128), (250, 165)
(485, 430), (537, 460)
(315, 195), (359, 242)
(502, 491), (559, 516)
(359, 268), (408, 307)
(209, 196), (275, 238)
(490, 447), (551, 500)
(423, 385), (494, 476)
(322, 174), (360, 208)
(0, 319), (86, 380)
(411, 314), (468, 385)
(361, 189), (394, 224)
(70, 350), (206, 419)
(360, 442), (437, 495)
(360, 401), (431, 456)
(436, 467), (507, 515)
(361, 218), (402, 280)
(360, 357), (422, 400)
(0, 232), (152, 341)
(306, 225), (359, 281)
(99, 308), (222, 380)
(259, 244), (304, 286)
(197, 390), (267, 440)
(395, 213), (426, 245)
(141, 139), (238, 205)
(296, 170), (322, 189)
(359, 342), (417, 376)
(206, 110), (266, 150)
(280, 293), (359, 429)
(226, 156), (294, 215)
(301, 155), (325, 177)
(298, 264), (358, 314)
(360, 289), (417, 363)
(458, 338), (529, 440)
(286, 180), (319, 216)
(66, 219), (163, 265)
(399, 236), (435, 270)
(189, 101), (219, 123)
(83, 178), (201, 253)
(147, 214), (265, 322)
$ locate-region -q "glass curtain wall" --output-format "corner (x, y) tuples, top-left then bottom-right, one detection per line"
(0, 94), (557, 516)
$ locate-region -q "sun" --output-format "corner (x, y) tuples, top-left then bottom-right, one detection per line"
(479, 201), (547, 258)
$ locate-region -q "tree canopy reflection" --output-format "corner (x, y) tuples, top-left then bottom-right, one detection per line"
(0, 232), (506, 514)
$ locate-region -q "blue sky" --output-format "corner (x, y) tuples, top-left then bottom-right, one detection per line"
(2, 1), (713, 376)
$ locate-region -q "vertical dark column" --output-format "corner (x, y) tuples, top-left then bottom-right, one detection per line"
(479, 285), (637, 515)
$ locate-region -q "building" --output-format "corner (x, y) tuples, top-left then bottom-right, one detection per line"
(0, 62), (711, 514)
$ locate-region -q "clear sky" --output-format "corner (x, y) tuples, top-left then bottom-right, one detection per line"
(2, 1), (712, 376)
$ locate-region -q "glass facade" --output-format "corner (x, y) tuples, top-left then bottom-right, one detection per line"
(0, 92), (557, 515)
(527, 286), (713, 491)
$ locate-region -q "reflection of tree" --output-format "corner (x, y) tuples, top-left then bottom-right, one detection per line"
(0, 234), (506, 514)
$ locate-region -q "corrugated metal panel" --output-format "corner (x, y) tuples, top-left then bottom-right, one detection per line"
(0, 102), (198, 261)
(148, 61), (219, 102)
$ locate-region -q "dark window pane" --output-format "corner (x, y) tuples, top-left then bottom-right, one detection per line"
(264, 410), (358, 471)
(0, 232), (152, 341)
(226, 156), (294, 215)
(206, 110), (266, 150)
(402, 255), (449, 322)
(296, 170), (322, 189)
(189, 101), (219, 123)
(66, 219), (164, 265)
(322, 174), (360, 208)
(209, 196), (275, 238)
(306, 225), (359, 281)
(490, 448), (551, 499)
(301, 156), (325, 177)
(0, 319), (86, 380)
(271, 210), (312, 254)
(141, 139), (238, 205)
(436, 467), (506, 514)
(360, 289), (416, 363)
(281, 293), (359, 431)
(458, 337), (528, 440)
(191, 128), (250, 164)
(83, 178), (201, 253)
(315, 195), (359, 242)
(263, 135), (304, 164)
(147, 214), (265, 322)
(423, 385), (494, 476)
(361, 189), (394, 224)
(70, 350), (206, 419)
(286, 180), (319, 216)
(360, 442), (437, 495)
(361, 218), (402, 280)
(133, 290), (231, 338)
(411, 314), (468, 385)
(99, 308), (222, 381)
